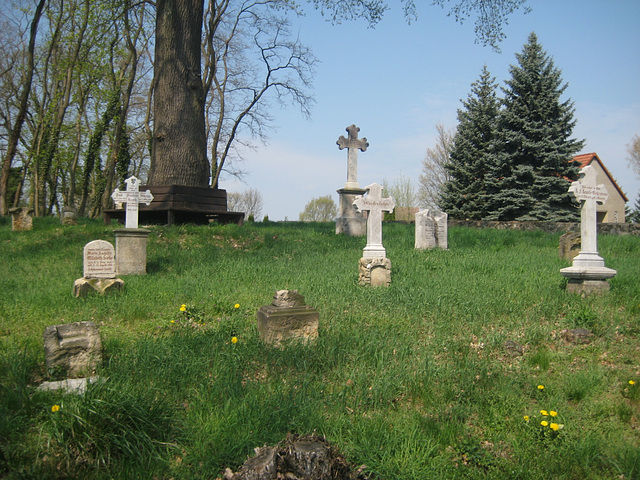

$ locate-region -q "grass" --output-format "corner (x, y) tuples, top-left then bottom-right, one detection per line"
(0, 217), (639, 479)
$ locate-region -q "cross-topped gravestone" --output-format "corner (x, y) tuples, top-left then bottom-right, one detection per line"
(337, 124), (368, 189)
(560, 165), (616, 294)
(353, 183), (395, 258)
(111, 176), (153, 229)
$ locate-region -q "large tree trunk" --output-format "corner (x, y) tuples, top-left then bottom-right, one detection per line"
(147, 0), (209, 187)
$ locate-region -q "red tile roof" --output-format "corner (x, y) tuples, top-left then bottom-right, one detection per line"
(570, 152), (628, 202)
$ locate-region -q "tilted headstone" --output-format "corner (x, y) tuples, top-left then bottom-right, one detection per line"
(43, 321), (102, 379)
(111, 176), (154, 229)
(9, 207), (34, 231)
(415, 209), (448, 249)
(560, 165), (616, 294)
(335, 124), (368, 236)
(257, 290), (319, 347)
(73, 240), (124, 297)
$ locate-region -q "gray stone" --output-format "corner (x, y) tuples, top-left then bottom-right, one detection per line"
(336, 124), (368, 190)
(561, 328), (593, 345)
(257, 290), (319, 347)
(37, 376), (105, 394)
(335, 188), (366, 236)
(61, 205), (77, 225)
(73, 277), (124, 297)
(358, 257), (392, 287)
(559, 232), (581, 262)
(43, 321), (102, 379)
(9, 207), (33, 231)
(115, 228), (150, 275)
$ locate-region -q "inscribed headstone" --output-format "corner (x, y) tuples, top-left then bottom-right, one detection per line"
(43, 321), (102, 378)
(83, 240), (116, 279)
(353, 183), (395, 258)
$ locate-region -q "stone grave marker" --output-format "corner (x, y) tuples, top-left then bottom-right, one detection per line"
(335, 124), (367, 236)
(61, 205), (77, 225)
(560, 165), (616, 294)
(111, 176), (153, 229)
(73, 240), (124, 297)
(353, 183), (395, 286)
(43, 321), (102, 379)
(415, 209), (448, 249)
(9, 207), (34, 231)
(257, 290), (319, 347)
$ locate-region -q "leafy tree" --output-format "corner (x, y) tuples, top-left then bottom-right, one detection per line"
(299, 195), (337, 222)
(484, 32), (584, 221)
(227, 188), (264, 219)
(419, 124), (454, 209)
(439, 66), (499, 219)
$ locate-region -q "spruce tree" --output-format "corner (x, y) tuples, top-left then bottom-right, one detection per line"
(485, 32), (584, 221)
(439, 66), (500, 219)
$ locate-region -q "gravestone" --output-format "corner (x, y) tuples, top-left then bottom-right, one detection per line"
(43, 321), (102, 379)
(111, 176), (152, 274)
(415, 209), (448, 249)
(335, 124), (367, 236)
(257, 290), (319, 347)
(73, 240), (124, 297)
(559, 232), (581, 262)
(9, 207), (34, 231)
(61, 205), (77, 225)
(560, 165), (616, 294)
(353, 183), (395, 286)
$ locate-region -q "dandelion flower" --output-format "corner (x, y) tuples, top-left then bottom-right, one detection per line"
(234, 303), (240, 309)
(540, 421), (548, 427)
(231, 336), (238, 344)
(523, 415), (529, 422)
(540, 410), (549, 416)
(180, 304), (187, 312)
(550, 423), (560, 431)
(550, 410), (558, 417)
(537, 385), (544, 390)
(170, 320), (175, 324)
(630, 380), (636, 385)
(51, 405), (60, 413)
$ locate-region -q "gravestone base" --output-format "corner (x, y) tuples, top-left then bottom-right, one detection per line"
(336, 188), (366, 236)
(566, 278), (611, 295)
(115, 228), (150, 275)
(561, 264), (616, 296)
(359, 257), (392, 287)
(257, 290), (319, 347)
(73, 277), (124, 297)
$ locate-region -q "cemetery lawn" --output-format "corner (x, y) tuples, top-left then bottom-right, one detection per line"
(1, 217), (639, 480)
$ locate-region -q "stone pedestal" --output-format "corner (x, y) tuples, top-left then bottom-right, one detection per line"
(257, 290), (319, 347)
(115, 228), (150, 275)
(73, 277), (124, 297)
(560, 265), (616, 295)
(359, 257), (392, 287)
(335, 188), (366, 236)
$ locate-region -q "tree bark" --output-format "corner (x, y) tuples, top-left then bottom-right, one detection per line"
(147, 0), (210, 187)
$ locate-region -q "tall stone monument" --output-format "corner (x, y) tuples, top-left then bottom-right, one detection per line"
(111, 176), (152, 275)
(335, 124), (368, 236)
(560, 165), (616, 294)
(353, 183), (395, 286)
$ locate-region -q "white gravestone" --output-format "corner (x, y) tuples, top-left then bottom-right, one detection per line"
(111, 176), (154, 229)
(560, 165), (616, 294)
(83, 240), (116, 279)
(337, 124), (368, 190)
(354, 183), (395, 258)
(415, 209), (448, 250)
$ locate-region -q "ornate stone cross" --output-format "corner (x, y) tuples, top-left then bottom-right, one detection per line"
(337, 124), (368, 189)
(111, 176), (154, 229)
(353, 183), (395, 258)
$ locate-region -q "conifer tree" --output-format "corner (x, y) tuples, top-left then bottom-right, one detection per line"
(484, 32), (584, 221)
(439, 66), (500, 219)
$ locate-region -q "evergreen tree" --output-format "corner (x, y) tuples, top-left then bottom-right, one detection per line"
(439, 66), (500, 219)
(485, 32), (584, 221)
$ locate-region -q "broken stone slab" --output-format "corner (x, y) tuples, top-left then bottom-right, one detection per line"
(43, 321), (102, 379)
(257, 290), (319, 347)
(561, 328), (593, 345)
(73, 277), (124, 297)
(37, 376), (105, 394)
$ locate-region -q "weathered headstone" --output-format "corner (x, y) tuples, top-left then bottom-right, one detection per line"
(335, 124), (367, 236)
(256, 290), (319, 347)
(73, 240), (124, 297)
(353, 183), (395, 286)
(559, 232), (581, 262)
(415, 209), (448, 249)
(560, 165), (616, 294)
(9, 207), (33, 231)
(61, 205), (77, 225)
(111, 176), (154, 229)
(43, 321), (102, 379)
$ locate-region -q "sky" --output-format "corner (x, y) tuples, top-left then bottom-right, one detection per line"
(221, 0), (640, 221)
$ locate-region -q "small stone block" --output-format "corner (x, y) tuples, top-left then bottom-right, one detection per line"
(566, 278), (610, 296)
(73, 277), (124, 297)
(43, 321), (102, 378)
(257, 305), (319, 347)
(358, 257), (392, 286)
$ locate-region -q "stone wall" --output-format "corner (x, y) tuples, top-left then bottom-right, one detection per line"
(447, 220), (640, 236)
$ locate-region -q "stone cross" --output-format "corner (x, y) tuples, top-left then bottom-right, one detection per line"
(337, 124), (368, 189)
(353, 183), (395, 258)
(568, 165), (608, 264)
(111, 176), (153, 229)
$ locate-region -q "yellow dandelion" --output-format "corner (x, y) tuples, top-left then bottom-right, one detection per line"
(523, 415), (530, 422)
(170, 320), (175, 324)
(51, 405), (60, 413)
(540, 420), (548, 427)
(630, 380), (636, 386)
(537, 385), (544, 390)
(549, 410), (558, 417)
(234, 303), (240, 309)
(231, 336), (238, 344)
(550, 423), (560, 431)
(180, 304), (187, 312)
(540, 410), (548, 416)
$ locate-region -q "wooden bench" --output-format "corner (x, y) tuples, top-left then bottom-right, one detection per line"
(104, 185), (244, 226)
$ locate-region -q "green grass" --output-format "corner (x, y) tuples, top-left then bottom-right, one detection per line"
(1, 217), (639, 479)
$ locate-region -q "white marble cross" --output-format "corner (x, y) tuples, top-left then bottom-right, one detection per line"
(568, 165), (608, 266)
(353, 183), (395, 258)
(337, 124), (368, 189)
(111, 176), (154, 229)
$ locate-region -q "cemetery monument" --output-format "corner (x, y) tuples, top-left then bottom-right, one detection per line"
(257, 290), (319, 347)
(560, 165), (617, 294)
(353, 183), (395, 286)
(415, 209), (448, 249)
(73, 239), (124, 297)
(335, 124), (368, 236)
(9, 207), (34, 231)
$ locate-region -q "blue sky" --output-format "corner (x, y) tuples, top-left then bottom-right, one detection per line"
(223, 0), (640, 221)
